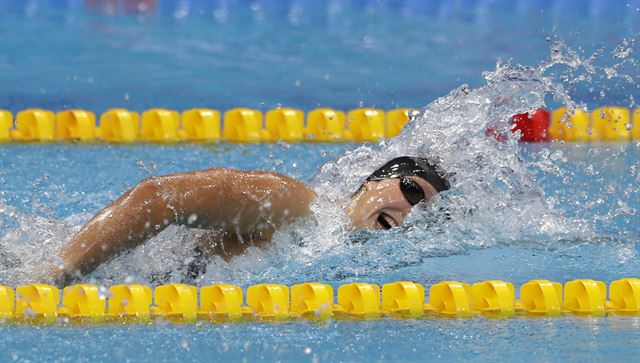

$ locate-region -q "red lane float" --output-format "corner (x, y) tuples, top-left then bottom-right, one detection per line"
(485, 108), (550, 142)
(511, 109), (550, 142)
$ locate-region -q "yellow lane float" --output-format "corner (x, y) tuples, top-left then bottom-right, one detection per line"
(99, 108), (140, 143)
(0, 286), (14, 321)
(15, 284), (60, 324)
(151, 283), (198, 322)
(107, 284), (153, 321)
(0, 111), (11, 142)
(345, 108), (385, 142)
(386, 108), (417, 138)
(305, 108), (346, 141)
(141, 108), (180, 142)
(12, 109), (55, 142)
(246, 283), (290, 320)
(291, 282), (334, 319)
(180, 108), (221, 141)
(516, 279), (563, 316)
(223, 108), (263, 142)
(198, 284), (244, 320)
(265, 108), (304, 142)
(56, 109), (97, 141)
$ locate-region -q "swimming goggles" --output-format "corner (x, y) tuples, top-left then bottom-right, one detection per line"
(399, 176), (425, 206)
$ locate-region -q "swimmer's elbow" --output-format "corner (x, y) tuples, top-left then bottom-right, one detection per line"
(128, 177), (176, 218)
(132, 177), (163, 201)
(280, 178), (315, 219)
(235, 170), (315, 220)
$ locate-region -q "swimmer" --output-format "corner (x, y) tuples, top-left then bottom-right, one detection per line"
(43, 156), (449, 284)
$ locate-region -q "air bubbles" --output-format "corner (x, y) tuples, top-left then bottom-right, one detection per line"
(174, 6), (189, 20)
(550, 150), (566, 162)
(277, 141), (290, 150)
(180, 339), (190, 350)
(613, 43), (633, 59)
(213, 8), (228, 22)
(288, 3), (303, 26)
(98, 285), (112, 300)
(362, 35), (374, 48)
(615, 200), (636, 216)
(187, 214), (198, 225)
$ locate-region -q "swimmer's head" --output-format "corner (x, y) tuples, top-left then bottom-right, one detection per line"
(349, 156), (450, 230)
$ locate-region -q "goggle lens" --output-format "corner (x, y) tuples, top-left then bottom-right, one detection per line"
(399, 177), (425, 206)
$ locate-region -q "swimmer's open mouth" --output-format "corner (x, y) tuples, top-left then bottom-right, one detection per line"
(377, 212), (399, 230)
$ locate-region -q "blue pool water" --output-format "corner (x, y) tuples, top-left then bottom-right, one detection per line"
(1, 1), (640, 362)
(1, 317), (639, 362)
(0, 0), (639, 112)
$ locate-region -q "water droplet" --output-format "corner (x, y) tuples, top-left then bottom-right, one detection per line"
(188, 214), (198, 224)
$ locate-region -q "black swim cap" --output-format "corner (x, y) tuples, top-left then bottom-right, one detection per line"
(366, 156), (450, 192)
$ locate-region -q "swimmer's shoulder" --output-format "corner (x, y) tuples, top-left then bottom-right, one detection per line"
(193, 167), (317, 199)
(154, 167), (316, 203)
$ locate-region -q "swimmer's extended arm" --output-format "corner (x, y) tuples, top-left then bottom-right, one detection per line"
(52, 168), (315, 281)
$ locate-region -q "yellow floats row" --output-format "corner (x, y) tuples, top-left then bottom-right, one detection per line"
(0, 108), (415, 143)
(551, 106), (640, 141)
(0, 278), (639, 324)
(2, 106), (640, 144)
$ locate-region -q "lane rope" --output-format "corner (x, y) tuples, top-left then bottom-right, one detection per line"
(1, 107), (640, 143)
(1, 278), (639, 324)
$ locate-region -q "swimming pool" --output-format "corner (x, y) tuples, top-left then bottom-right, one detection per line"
(1, 0), (640, 362)
(1, 142), (638, 361)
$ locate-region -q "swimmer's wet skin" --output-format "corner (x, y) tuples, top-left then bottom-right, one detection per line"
(43, 157), (448, 285)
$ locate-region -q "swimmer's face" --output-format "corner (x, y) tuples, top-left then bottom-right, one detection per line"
(349, 177), (438, 230)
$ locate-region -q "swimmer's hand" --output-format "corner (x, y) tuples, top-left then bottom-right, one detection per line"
(55, 168), (315, 279)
